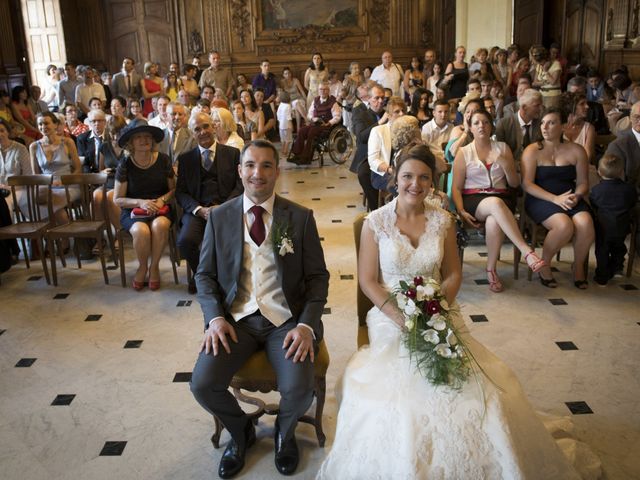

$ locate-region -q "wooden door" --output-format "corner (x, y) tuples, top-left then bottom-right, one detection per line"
(513, 0), (545, 51)
(106, 0), (177, 74)
(19, 0), (67, 87)
(564, 0), (604, 67)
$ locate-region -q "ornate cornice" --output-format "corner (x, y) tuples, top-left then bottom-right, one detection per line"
(258, 42), (364, 56)
(272, 24), (349, 44)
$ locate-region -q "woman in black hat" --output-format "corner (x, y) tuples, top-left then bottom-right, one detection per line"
(113, 119), (175, 291)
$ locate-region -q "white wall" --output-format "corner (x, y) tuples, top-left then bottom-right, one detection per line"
(455, 0), (513, 61)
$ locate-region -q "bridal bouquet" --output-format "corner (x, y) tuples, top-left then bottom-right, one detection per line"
(392, 276), (471, 388)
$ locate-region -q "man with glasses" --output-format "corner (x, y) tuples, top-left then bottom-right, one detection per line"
(76, 109), (109, 173)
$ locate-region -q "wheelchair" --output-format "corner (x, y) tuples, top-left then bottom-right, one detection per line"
(290, 123), (354, 166)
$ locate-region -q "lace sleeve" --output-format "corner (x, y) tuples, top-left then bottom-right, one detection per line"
(365, 201), (394, 244)
(426, 203), (455, 241)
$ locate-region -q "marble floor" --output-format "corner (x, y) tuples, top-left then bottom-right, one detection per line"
(0, 159), (639, 480)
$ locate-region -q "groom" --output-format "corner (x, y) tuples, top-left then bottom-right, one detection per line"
(190, 139), (329, 478)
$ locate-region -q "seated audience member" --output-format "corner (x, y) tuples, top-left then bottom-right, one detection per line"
(589, 154), (637, 285)
(30, 112), (82, 239)
(112, 57), (141, 100)
(28, 86), (48, 115)
(200, 85), (215, 104)
(290, 81), (341, 165)
(11, 86), (40, 141)
(567, 76), (609, 135)
(127, 99), (146, 123)
(192, 98), (211, 116)
(253, 88), (277, 141)
(368, 96), (406, 192)
(77, 109), (109, 173)
(0, 118), (32, 214)
(587, 69), (604, 103)
(408, 87), (432, 128)
(522, 107), (594, 289)
(426, 61), (444, 105)
(232, 100), (257, 143)
(503, 75), (532, 117)
(446, 98), (485, 162)
(351, 83), (386, 209)
(212, 107), (244, 151)
(277, 91), (293, 156)
(164, 72), (180, 102)
(113, 120), (175, 291)
(561, 92), (596, 164)
(495, 89), (543, 165)
(452, 109), (545, 292)
(490, 80), (506, 120)
(492, 49), (511, 93)
(175, 112), (243, 293)
(158, 102), (196, 166)
(181, 64), (201, 107)
(423, 47), (438, 79)
(213, 88), (228, 103)
(483, 96), (497, 123)
(239, 89), (264, 139)
(252, 59), (277, 105)
(110, 96), (128, 123)
(509, 57), (530, 98)
(371, 51), (404, 98)
(421, 99), (453, 172)
(192, 56), (203, 84)
(95, 115), (128, 238)
(63, 105), (89, 137)
(75, 67), (106, 115)
(235, 73), (253, 99)
(469, 48), (493, 80)
(148, 95), (171, 130)
(82, 96), (107, 126)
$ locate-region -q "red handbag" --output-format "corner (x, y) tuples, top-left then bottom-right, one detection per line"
(131, 204), (170, 219)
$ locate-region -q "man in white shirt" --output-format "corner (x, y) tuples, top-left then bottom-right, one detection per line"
(74, 66), (106, 115)
(370, 51), (404, 97)
(148, 95), (171, 130)
(421, 99), (453, 172)
(191, 140), (329, 478)
(368, 96), (406, 191)
(57, 62), (81, 110)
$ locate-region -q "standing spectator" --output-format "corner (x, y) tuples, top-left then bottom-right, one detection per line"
(277, 90), (293, 156)
(423, 48), (438, 79)
(28, 86), (49, 115)
(253, 88), (277, 141)
(403, 57), (425, 104)
(112, 57), (141, 99)
(304, 53), (329, 110)
(57, 62), (81, 110)
(408, 88), (432, 129)
(235, 73), (253, 99)
(42, 64), (60, 111)
(531, 45), (561, 108)
(181, 64), (200, 107)
(370, 51), (404, 98)
(198, 51), (234, 100)
(164, 72), (180, 102)
(280, 67), (307, 130)
(75, 67), (106, 116)
(141, 62), (163, 117)
(442, 46), (469, 101)
(192, 55), (203, 84)
(492, 49), (511, 93)
(252, 59), (278, 105)
(590, 154), (637, 285)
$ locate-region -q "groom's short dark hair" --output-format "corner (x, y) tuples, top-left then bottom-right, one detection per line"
(241, 139), (279, 166)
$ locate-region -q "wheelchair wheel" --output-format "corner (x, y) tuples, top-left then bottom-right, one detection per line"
(327, 126), (354, 165)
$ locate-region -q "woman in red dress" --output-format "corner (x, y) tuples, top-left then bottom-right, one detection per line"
(10, 86), (40, 140)
(140, 62), (162, 118)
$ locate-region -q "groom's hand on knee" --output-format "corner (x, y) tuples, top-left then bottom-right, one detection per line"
(283, 326), (315, 364)
(200, 318), (238, 356)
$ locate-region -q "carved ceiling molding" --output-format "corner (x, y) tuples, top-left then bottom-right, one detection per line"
(230, 0), (252, 48)
(368, 0), (390, 43)
(258, 42), (365, 56)
(272, 24), (349, 44)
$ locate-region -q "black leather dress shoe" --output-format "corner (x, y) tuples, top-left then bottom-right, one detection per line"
(274, 426), (299, 476)
(218, 422), (256, 479)
(187, 281), (197, 295)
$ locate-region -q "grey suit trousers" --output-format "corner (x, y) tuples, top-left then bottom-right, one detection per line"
(190, 313), (316, 446)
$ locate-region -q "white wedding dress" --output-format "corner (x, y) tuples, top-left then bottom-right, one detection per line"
(317, 199), (600, 480)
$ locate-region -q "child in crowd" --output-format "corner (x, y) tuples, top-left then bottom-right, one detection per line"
(586, 69), (604, 103)
(277, 90), (293, 157)
(589, 154), (637, 285)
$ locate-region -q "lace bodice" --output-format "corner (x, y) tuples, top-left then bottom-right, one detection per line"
(366, 198), (453, 290)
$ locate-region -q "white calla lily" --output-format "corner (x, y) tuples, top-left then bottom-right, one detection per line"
(435, 343), (452, 358)
(446, 329), (458, 346)
(422, 329), (440, 344)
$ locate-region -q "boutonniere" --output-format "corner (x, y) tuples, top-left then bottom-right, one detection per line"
(271, 220), (294, 257)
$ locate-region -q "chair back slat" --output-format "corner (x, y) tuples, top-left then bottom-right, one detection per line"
(60, 173), (107, 222)
(7, 175), (53, 223)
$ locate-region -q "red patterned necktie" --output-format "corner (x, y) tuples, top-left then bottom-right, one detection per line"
(249, 205), (265, 246)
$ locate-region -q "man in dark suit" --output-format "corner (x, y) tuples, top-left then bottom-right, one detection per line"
(351, 82), (387, 209)
(76, 109), (109, 173)
(495, 88), (543, 165)
(111, 57), (142, 100)
(176, 112), (243, 293)
(605, 101), (640, 256)
(190, 140), (329, 478)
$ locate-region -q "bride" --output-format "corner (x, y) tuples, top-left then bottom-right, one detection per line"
(317, 144), (596, 479)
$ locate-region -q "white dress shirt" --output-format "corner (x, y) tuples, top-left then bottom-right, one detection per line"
(370, 63), (404, 97)
(422, 119), (453, 168)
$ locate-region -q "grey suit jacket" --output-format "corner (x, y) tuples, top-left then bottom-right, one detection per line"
(495, 114), (542, 162)
(158, 128), (198, 165)
(195, 195), (330, 339)
(112, 71), (142, 99)
(605, 129), (640, 196)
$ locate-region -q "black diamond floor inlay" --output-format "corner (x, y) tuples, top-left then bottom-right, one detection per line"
(565, 401), (593, 415)
(15, 358), (36, 367)
(339, 176), (347, 179)
(323, 307), (332, 315)
(549, 298), (568, 305)
(556, 341), (578, 351)
(346, 205), (356, 208)
(312, 198), (321, 201)
(85, 314), (102, 322)
(0, 329), (6, 336)
(296, 181), (304, 184)
(280, 191), (289, 194)
(474, 279), (490, 285)
(310, 171), (319, 175)
(620, 284), (638, 290)
(470, 315), (488, 322)
(99, 441), (127, 456)
(51, 394), (76, 406)
(331, 219), (342, 223)
(326, 186), (335, 189)
(53, 293), (69, 299)
(124, 340), (143, 349)
(340, 274), (354, 280)
(27, 275), (42, 281)
(477, 252), (488, 257)
(173, 372), (192, 383)
(176, 300), (192, 307)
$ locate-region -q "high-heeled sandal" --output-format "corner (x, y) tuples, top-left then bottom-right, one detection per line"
(132, 279), (145, 291)
(572, 263), (589, 290)
(538, 273), (558, 288)
(524, 251), (546, 273)
(149, 279), (161, 291)
(486, 269), (503, 293)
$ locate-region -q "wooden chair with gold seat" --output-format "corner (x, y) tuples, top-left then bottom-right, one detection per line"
(210, 331), (330, 449)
